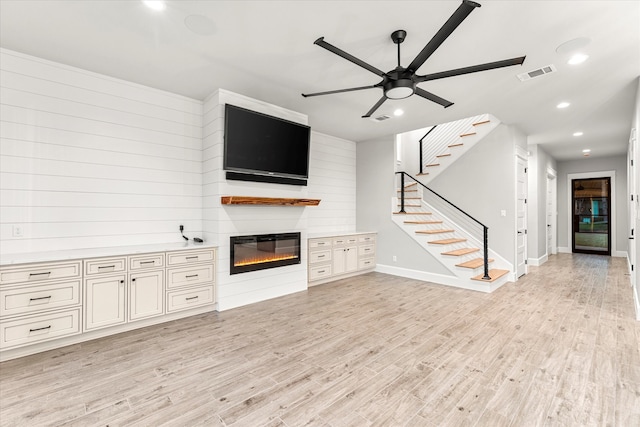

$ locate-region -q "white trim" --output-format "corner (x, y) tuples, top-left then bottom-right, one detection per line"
(546, 166), (558, 178)
(528, 253), (549, 266)
(566, 170), (616, 256)
(634, 285), (640, 321)
(515, 145), (528, 160)
(375, 264), (511, 293)
(558, 246), (571, 253)
(613, 251), (628, 258)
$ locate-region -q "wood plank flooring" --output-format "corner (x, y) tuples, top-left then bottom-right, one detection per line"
(1, 253), (638, 426)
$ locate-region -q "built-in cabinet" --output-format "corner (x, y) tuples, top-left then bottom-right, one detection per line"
(308, 233), (376, 285)
(0, 246), (216, 361)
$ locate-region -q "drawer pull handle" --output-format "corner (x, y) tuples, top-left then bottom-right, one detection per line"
(29, 272), (51, 278)
(98, 265), (116, 269)
(186, 274), (199, 279)
(318, 255), (325, 258)
(29, 325), (51, 333)
(140, 261), (155, 265)
(318, 270), (325, 274)
(186, 296), (199, 301)
(318, 242), (325, 246)
(186, 256), (199, 260)
(29, 296), (52, 302)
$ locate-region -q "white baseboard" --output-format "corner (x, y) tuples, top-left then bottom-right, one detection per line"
(528, 253), (549, 267)
(557, 247), (627, 258)
(375, 264), (510, 293)
(634, 285), (640, 321)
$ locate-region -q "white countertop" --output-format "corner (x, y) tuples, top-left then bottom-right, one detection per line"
(0, 242), (218, 266)
(307, 231), (377, 239)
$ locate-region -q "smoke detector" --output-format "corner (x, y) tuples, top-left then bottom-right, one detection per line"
(517, 64), (557, 81)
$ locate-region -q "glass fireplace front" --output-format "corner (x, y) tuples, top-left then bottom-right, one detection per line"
(230, 232), (301, 275)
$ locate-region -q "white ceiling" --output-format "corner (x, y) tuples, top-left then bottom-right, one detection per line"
(1, 0), (639, 161)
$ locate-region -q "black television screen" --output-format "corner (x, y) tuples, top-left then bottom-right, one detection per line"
(224, 104), (310, 182)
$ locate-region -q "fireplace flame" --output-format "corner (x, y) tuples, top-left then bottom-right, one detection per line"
(235, 253), (298, 267)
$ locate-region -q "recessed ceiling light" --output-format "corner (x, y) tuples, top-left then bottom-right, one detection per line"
(393, 109), (404, 117)
(573, 131), (584, 137)
(582, 149), (591, 153)
(568, 53), (589, 65)
(556, 37), (591, 55)
(142, 0), (166, 11)
(557, 102), (570, 109)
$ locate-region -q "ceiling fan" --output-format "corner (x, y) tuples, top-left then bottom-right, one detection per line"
(302, 0), (526, 118)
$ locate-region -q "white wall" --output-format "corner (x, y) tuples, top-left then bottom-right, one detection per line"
(203, 89), (356, 311)
(0, 49), (203, 254)
(527, 144), (558, 264)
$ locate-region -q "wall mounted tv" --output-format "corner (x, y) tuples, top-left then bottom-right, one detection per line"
(223, 104), (311, 186)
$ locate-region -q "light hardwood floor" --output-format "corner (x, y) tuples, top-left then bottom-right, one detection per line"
(1, 253), (639, 426)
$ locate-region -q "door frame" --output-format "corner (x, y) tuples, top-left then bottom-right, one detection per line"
(515, 150), (528, 278)
(547, 167), (558, 256)
(566, 170), (616, 256)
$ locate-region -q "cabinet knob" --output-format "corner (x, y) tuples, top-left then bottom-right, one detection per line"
(120, 280), (124, 284)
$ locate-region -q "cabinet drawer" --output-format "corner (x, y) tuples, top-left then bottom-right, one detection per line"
(166, 249), (214, 266)
(309, 250), (331, 264)
(0, 261), (81, 286)
(309, 264), (332, 281)
(129, 253), (164, 270)
(0, 308), (81, 350)
(0, 280), (81, 318)
(166, 265), (214, 289)
(167, 286), (214, 313)
(333, 237), (358, 246)
(358, 234), (376, 243)
(84, 257), (126, 276)
(309, 238), (332, 249)
(358, 245), (375, 257)
(359, 258), (376, 270)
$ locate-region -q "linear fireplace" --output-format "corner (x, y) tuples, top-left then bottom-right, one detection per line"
(230, 232), (301, 275)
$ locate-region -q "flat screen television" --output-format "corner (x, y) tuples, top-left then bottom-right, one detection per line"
(223, 104), (311, 185)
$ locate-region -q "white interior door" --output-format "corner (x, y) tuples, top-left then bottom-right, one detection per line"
(629, 134), (637, 288)
(516, 156), (528, 277)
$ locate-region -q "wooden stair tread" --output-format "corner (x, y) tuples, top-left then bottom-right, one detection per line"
(442, 248), (479, 256)
(428, 238), (467, 245)
(416, 173), (429, 176)
(460, 132), (477, 137)
(393, 212), (432, 215)
(399, 197), (421, 199)
(397, 204), (421, 207)
(416, 229), (455, 235)
(456, 257), (494, 268)
(425, 163), (440, 167)
(448, 143), (464, 148)
(404, 182), (417, 188)
(436, 153), (451, 158)
(397, 189), (418, 192)
(471, 269), (509, 282)
(473, 119), (491, 126)
(403, 220), (442, 224)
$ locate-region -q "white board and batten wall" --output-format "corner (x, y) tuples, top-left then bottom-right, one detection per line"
(202, 89), (356, 311)
(1, 49), (357, 311)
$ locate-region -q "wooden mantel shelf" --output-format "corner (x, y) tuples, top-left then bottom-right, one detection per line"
(220, 196), (321, 206)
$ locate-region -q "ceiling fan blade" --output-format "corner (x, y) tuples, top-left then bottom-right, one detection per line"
(314, 37), (386, 77)
(362, 96), (388, 118)
(415, 87), (454, 108)
(407, 0), (481, 73)
(416, 56), (526, 82)
(302, 84), (379, 98)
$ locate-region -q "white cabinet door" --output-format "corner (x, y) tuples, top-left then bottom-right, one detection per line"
(332, 246), (358, 276)
(84, 274), (126, 331)
(129, 270), (164, 321)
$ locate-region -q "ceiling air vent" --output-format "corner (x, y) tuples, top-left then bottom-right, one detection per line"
(517, 64), (557, 82)
(370, 114), (391, 122)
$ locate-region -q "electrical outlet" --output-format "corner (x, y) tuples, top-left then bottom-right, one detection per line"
(393, 255), (397, 262)
(12, 225), (23, 237)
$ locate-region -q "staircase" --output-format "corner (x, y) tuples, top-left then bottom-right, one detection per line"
(393, 177), (512, 292)
(416, 113), (500, 184)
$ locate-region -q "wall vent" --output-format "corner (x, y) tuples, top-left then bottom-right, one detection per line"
(370, 114), (391, 122)
(517, 64), (557, 82)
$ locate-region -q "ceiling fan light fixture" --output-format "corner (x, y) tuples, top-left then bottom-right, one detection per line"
(384, 79), (415, 99)
(568, 53), (589, 65)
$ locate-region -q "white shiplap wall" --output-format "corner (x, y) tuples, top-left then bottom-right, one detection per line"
(203, 89), (356, 311)
(0, 49), (203, 254)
